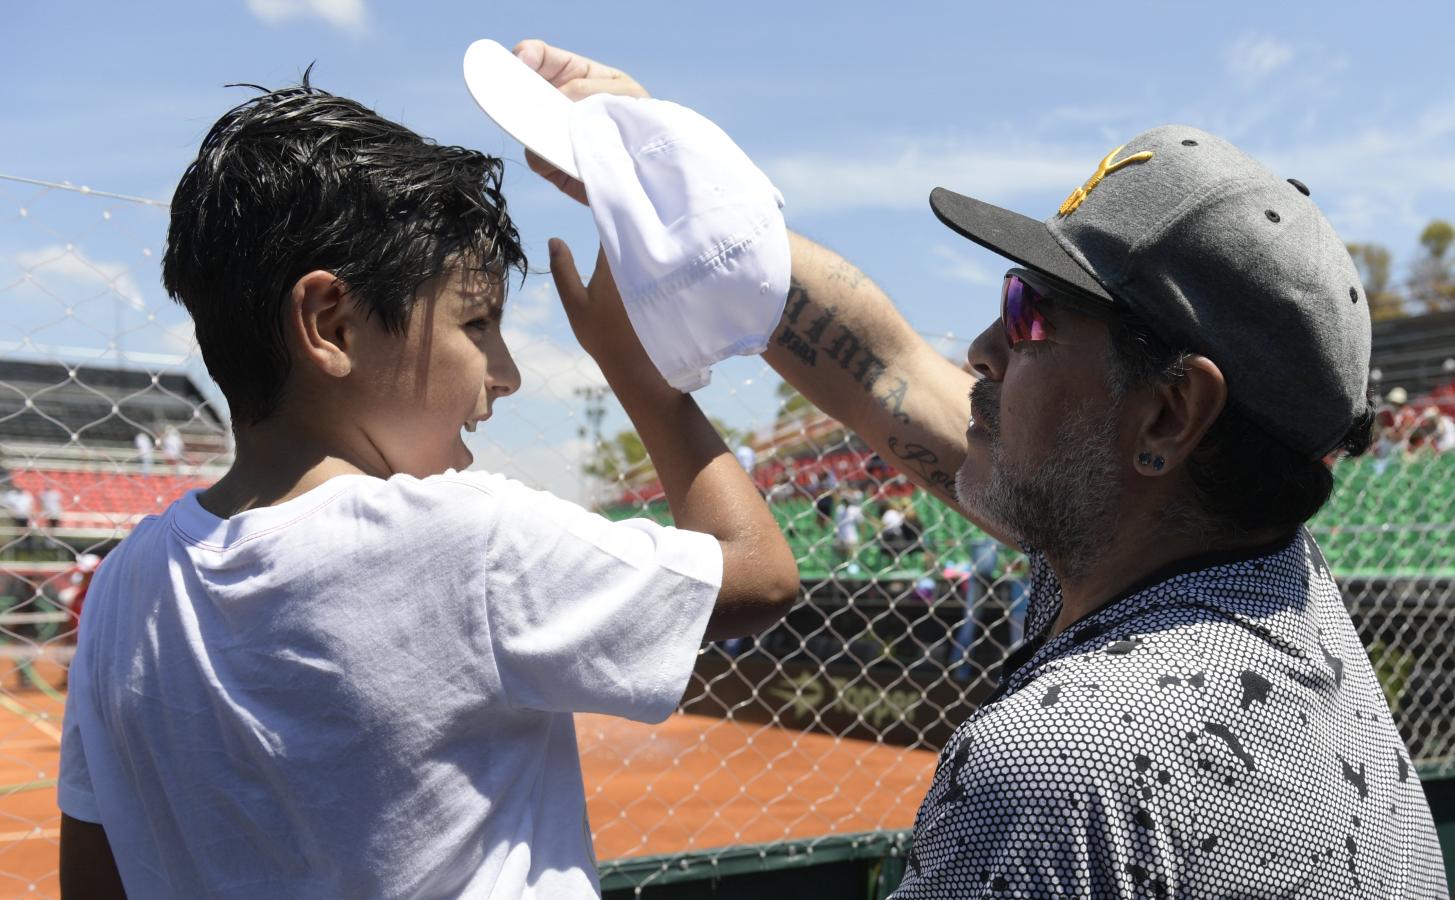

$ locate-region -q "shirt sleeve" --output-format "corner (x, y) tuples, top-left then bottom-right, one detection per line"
(57, 654), (102, 823)
(450, 473), (723, 723)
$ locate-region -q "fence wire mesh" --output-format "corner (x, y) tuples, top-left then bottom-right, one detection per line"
(0, 175), (1452, 895)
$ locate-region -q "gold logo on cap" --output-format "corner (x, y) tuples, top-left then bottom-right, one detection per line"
(1058, 144), (1154, 217)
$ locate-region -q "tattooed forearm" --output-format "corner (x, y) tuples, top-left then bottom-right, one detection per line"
(777, 278), (910, 423)
(775, 326), (816, 365)
(826, 259), (868, 290)
(886, 436), (960, 501)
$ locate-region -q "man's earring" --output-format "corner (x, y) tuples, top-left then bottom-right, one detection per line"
(1137, 452), (1166, 471)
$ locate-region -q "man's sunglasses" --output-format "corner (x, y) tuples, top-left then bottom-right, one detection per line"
(1001, 267), (1122, 349)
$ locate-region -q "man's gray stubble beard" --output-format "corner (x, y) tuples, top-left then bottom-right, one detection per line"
(956, 379), (1123, 584)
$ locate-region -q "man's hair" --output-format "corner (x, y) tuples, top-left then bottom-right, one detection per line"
(163, 73), (528, 426)
(1107, 319), (1374, 536)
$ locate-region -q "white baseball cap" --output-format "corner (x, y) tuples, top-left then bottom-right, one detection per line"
(463, 40), (790, 392)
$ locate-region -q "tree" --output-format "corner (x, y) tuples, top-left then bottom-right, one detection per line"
(583, 429), (648, 484)
(584, 419), (741, 486)
(1347, 242), (1405, 321)
(774, 379), (816, 424)
(1411, 219), (1455, 314)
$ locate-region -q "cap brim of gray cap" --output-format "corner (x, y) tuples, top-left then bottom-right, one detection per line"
(929, 187), (1114, 304)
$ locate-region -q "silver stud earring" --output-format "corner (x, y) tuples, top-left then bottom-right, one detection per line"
(1137, 452), (1152, 467)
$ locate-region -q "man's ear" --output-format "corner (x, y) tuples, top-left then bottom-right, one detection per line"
(287, 270), (355, 379)
(1133, 355), (1227, 476)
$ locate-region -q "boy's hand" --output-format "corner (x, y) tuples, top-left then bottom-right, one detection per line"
(513, 39), (651, 206)
(548, 239), (663, 386)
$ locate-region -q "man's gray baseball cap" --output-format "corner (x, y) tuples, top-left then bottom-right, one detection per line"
(930, 124), (1370, 460)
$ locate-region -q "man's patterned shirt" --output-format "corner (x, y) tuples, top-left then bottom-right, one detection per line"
(894, 530), (1446, 898)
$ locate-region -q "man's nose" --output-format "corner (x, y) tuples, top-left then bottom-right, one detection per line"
(965, 320), (1006, 382)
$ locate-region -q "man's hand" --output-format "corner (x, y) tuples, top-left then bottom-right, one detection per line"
(512, 39), (650, 205)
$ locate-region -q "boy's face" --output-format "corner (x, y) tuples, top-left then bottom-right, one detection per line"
(347, 265), (521, 478)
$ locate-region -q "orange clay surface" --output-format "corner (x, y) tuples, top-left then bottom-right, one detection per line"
(0, 678), (937, 898)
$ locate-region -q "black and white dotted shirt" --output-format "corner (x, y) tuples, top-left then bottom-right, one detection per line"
(895, 529), (1447, 898)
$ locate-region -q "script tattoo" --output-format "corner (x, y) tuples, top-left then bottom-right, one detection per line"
(803, 309), (836, 345)
(784, 281), (810, 325)
(775, 281), (913, 423)
(880, 377), (910, 424)
(776, 326), (817, 365)
(887, 435), (959, 501)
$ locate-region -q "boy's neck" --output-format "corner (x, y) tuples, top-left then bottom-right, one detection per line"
(199, 416), (377, 519)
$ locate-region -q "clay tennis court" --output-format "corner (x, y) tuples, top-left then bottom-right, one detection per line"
(0, 669), (937, 896)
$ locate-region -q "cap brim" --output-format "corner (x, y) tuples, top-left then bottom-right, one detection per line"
(463, 39), (580, 180)
(929, 187), (1114, 304)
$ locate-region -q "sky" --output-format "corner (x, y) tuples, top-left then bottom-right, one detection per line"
(3, 0), (1454, 500)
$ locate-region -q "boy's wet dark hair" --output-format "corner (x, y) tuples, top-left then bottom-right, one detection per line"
(163, 71), (528, 426)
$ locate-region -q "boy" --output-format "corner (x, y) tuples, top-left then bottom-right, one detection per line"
(58, 78), (798, 898)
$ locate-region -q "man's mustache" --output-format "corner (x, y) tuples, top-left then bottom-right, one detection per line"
(971, 378), (1000, 438)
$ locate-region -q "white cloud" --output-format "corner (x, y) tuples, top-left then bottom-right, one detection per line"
(13, 245), (149, 313)
(161, 320), (197, 355)
(245, 0), (366, 33)
(507, 278), (557, 327)
(1224, 34), (1295, 85)
(766, 137), (1091, 216)
(1250, 106), (1455, 244)
(931, 244), (995, 285)
(468, 434), (591, 503)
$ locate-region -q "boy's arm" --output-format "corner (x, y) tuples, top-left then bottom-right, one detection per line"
(60, 814), (127, 899)
(548, 241), (798, 640)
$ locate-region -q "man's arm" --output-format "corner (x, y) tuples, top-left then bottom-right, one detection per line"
(60, 814), (126, 899)
(765, 233), (976, 512)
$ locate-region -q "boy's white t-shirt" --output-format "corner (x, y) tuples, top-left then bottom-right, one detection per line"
(59, 470), (722, 899)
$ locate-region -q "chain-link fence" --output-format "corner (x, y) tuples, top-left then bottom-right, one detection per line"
(1, 174), (1452, 895)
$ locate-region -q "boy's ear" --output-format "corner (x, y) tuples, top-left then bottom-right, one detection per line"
(288, 270), (356, 378)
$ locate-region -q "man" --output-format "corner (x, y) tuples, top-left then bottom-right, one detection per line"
(517, 40), (1446, 896)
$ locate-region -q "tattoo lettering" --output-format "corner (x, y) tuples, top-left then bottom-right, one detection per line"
(880, 377), (911, 425)
(776, 326), (817, 365)
(850, 349), (886, 393)
(827, 260), (867, 290)
(887, 435), (960, 501)
(825, 326), (860, 368)
(776, 282), (918, 436)
(784, 281), (810, 325)
(804, 309), (836, 345)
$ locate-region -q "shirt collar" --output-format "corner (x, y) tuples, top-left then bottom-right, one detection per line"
(994, 529), (1304, 699)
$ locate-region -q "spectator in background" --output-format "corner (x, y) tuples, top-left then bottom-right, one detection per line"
(876, 500), (907, 555)
(1409, 408), (1441, 454)
(1435, 412), (1455, 453)
(765, 471), (797, 503)
(40, 486), (63, 530)
(133, 431), (155, 475)
(2, 482), (30, 531)
(733, 443), (755, 473)
(161, 426), (185, 468)
(877, 498), (926, 562)
(812, 470), (836, 525)
(833, 489), (865, 559)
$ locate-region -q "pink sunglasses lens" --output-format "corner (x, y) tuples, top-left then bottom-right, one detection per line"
(1003, 275), (1050, 346)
